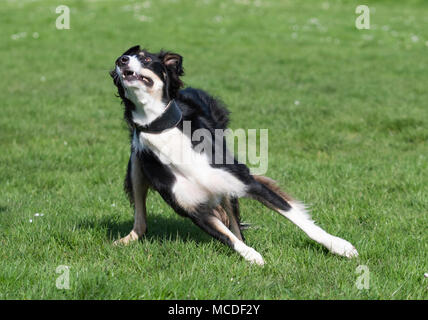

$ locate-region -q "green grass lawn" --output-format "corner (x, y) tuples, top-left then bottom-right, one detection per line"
(0, 0), (427, 299)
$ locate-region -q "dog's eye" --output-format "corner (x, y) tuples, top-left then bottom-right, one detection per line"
(144, 57), (152, 63)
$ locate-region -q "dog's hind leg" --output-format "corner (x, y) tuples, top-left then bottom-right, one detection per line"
(247, 175), (358, 258)
(190, 213), (264, 265)
(114, 152), (149, 245)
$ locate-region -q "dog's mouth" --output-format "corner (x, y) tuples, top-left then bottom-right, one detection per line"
(121, 69), (154, 87)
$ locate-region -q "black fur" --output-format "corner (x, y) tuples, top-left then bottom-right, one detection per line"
(178, 87), (230, 130)
(124, 155), (133, 205)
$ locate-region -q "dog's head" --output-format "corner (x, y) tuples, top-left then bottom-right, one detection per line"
(110, 45), (184, 106)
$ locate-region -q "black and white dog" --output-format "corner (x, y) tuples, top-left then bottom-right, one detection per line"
(110, 45), (358, 265)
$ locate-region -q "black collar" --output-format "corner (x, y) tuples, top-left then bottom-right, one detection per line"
(133, 100), (182, 134)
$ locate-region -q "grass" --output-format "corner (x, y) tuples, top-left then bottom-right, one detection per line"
(0, 0), (427, 299)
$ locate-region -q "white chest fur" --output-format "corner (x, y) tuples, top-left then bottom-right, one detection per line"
(132, 128), (247, 211)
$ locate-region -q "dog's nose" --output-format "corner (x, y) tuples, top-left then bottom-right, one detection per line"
(117, 55), (130, 66)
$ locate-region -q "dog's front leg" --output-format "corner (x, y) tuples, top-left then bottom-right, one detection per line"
(191, 213), (264, 266)
(114, 152), (149, 245)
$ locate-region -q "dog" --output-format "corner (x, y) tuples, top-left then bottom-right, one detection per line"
(109, 45), (358, 265)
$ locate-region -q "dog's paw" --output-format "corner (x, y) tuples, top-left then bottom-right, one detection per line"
(113, 230), (140, 246)
(327, 236), (359, 258)
(245, 248), (265, 266)
(234, 242), (265, 266)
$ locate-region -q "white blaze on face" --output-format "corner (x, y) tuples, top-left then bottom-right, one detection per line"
(127, 55), (141, 72)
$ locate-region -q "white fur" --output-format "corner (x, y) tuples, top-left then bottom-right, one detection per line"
(127, 55), (142, 73)
(139, 127), (247, 210)
(132, 131), (145, 153)
(233, 241), (265, 266)
(210, 217), (264, 265)
(279, 202), (358, 258)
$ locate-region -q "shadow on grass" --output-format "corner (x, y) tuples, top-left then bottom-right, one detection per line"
(76, 213), (212, 244)
(76, 211), (336, 258)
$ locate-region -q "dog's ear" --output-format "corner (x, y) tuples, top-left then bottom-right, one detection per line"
(159, 51), (184, 99)
(160, 52), (184, 76)
(123, 45), (141, 55)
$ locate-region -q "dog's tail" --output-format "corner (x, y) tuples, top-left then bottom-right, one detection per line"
(249, 175), (301, 212)
(251, 175), (295, 207)
(247, 175), (358, 258)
